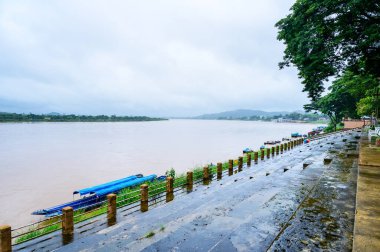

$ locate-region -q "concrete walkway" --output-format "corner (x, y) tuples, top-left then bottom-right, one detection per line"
(51, 131), (359, 252)
(353, 137), (380, 251)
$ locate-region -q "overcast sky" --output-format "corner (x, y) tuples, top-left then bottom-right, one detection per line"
(0, 0), (308, 117)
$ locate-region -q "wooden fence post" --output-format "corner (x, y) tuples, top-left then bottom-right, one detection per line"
(203, 166), (210, 184)
(187, 171), (193, 192)
(276, 145), (279, 155)
(280, 144), (284, 153)
(271, 146), (275, 156)
(254, 152), (258, 164)
(217, 163), (223, 179)
(166, 177), (174, 202)
(266, 148), (270, 159)
(247, 153), (251, 167)
(140, 184), (149, 212)
(238, 157), (243, 172)
(107, 194), (116, 225)
(0, 225), (11, 252)
(228, 160), (233, 176)
(260, 149), (264, 160)
(62, 206), (74, 244)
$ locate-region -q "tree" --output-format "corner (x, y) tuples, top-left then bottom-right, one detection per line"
(305, 82), (353, 131)
(305, 71), (378, 130)
(276, 0), (380, 101)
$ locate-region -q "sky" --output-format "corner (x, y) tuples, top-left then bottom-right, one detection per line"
(0, 0), (309, 117)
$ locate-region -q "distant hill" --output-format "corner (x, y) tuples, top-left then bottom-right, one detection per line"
(193, 109), (297, 119)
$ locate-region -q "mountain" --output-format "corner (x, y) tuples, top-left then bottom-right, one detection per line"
(193, 109), (294, 119)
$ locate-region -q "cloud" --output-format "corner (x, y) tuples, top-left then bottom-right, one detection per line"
(0, 0), (307, 116)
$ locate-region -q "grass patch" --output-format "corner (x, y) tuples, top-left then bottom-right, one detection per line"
(73, 205), (107, 223)
(145, 231), (155, 238)
(15, 223), (61, 244)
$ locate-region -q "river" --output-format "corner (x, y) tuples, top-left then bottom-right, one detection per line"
(0, 119), (318, 227)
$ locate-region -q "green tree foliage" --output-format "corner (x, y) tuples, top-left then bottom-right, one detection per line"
(165, 168), (176, 179)
(305, 71), (378, 130)
(357, 96), (375, 116)
(276, 0), (380, 101)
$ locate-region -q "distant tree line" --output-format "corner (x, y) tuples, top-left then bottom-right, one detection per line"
(0, 113), (167, 122)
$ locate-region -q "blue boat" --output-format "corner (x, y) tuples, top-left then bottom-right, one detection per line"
(156, 175), (167, 181)
(73, 174), (143, 196)
(32, 174), (157, 216)
(243, 148), (253, 154)
(91, 175), (156, 197)
(32, 195), (101, 216)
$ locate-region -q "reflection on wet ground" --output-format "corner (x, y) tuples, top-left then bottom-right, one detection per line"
(270, 140), (357, 251)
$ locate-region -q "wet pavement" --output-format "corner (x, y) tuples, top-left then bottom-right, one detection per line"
(270, 140), (358, 251)
(16, 130), (361, 252)
(353, 136), (380, 251)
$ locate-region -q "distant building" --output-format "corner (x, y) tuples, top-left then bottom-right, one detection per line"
(343, 118), (371, 129)
(276, 118), (295, 123)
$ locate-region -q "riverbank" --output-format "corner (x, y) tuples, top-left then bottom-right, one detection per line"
(12, 130), (361, 251)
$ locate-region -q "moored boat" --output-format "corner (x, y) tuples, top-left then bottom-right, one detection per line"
(73, 174), (143, 196)
(32, 174), (157, 216)
(264, 140), (281, 145)
(243, 148), (253, 154)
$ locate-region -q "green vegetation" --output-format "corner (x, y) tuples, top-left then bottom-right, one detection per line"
(15, 205), (110, 244)
(73, 205), (108, 224)
(0, 112), (167, 123)
(145, 231), (155, 238)
(14, 223), (61, 244)
(276, 0), (380, 130)
(165, 168), (176, 179)
(304, 72), (379, 131)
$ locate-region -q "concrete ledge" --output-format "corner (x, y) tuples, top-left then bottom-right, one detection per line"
(353, 138), (380, 251)
(359, 141), (380, 167)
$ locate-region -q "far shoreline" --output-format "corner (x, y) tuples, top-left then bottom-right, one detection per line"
(0, 112), (168, 123)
